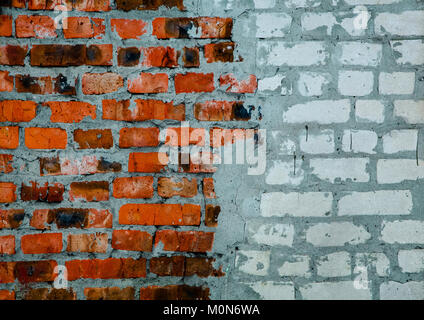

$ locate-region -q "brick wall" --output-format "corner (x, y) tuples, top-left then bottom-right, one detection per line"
(1, 0), (424, 300)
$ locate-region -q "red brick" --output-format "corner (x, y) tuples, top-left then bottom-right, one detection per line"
(53, 74), (77, 95)
(0, 45), (27, 65)
(165, 127), (205, 146)
(69, 181), (109, 202)
(119, 203), (201, 226)
(103, 99), (185, 121)
(149, 256), (185, 276)
(117, 47), (141, 66)
(86, 44), (113, 66)
(155, 230), (214, 252)
(119, 127), (159, 148)
(175, 73), (214, 93)
(220, 74), (258, 93)
(82, 73), (123, 95)
(28, 0), (66, 10)
(85, 287), (135, 300)
(203, 178), (216, 199)
(182, 47), (200, 68)
(72, 0), (110, 11)
(0, 235), (15, 254)
(211, 128), (254, 147)
(14, 260), (57, 283)
(24, 288), (76, 300)
(0, 290), (15, 300)
(31, 44), (85, 66)
(128, 152), (168, 173)
(63, 17), (105, 39)
(185, 257), (224, 277)
(205, 204), (221, 227)
(21, 233), (62, 254)
(0, 100), (37, 122)
(111, 19), (147, 39)
(0, 262), (15, 283)
(21, 181), (64, 202)
(204, 42), (234, 63)
(74, 129), (113, 149)
(140, 285), (210, 300)
(116, 0), (184, 10)
(111, 230), (152, 252)
(152, 17), (232, 39)
(194, 101), (250, 121)
(128, 73), (168, 94)
(113, 176), (154, 199)
(25, 127), (67, 149)
(15, 75), (53, 94)
(66, 233), (108, 253)
(0, 209), (24, 229)
(0, 127), (19, 149)
(15, 15), (56, 38)
(0, 71), (13, 92)
(0, 15), (12, 37)
(0, 154), (13, 173)
(0, 182), (16, 203)
(142, 46), (178, 68)
(66, 257), (146, 280)
(158, 177), (198, 198)
(43, 101), (96, 123)
(178, 152), (218, 173)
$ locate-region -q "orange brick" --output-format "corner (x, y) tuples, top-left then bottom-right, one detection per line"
(21, 233), (62, 254)
(128, 152), (168, 173)
(0, 290), (15, 300)
(73, 129), (113, 149)
(203, 178), (216, 199)
(0, 45), (27, 65)
(15, 15), (56, 38)
(175, 73), (215, 94)
(204, 42), (235, 63)
(220, 74), (258, 93)
(113, 176), (154, 199)
(0, 235), (15, 254)
(155, 230), (214, 252)
(0, 71), (13, 92)
(111, 19), (147, 39)
(25, 127), (67, 149)
(43, 101), (96, 123)
(141, 47), (178, 68)
(63, 17), (105, 39)
(0, 15), (12, 37)
(119, 127), (159, 148)
(128, 73), (168, 94)
(165, 127), (205, 146)
(0, 209), (24, 228)
(158, 177), (198, 198)
(0, 127), (19, 149)
(194, 101), (250, 121)
(73, 0), (110, 12)
(85, 287), (135, 300)
(82, 73), (123, 95)
(69, 181), (109, 202)
(116, 0), (184, 10)
(15, 75), (53, 94)
(0, 154), (13, 173)
(0, 100), (37, 122)
(0, 182), (16, 203)
(66, 233), (108, 253)
(111, 230), (152, 252)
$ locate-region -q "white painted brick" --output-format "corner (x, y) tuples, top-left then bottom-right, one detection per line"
(284, 100), (351, 124)
(285, 0), (321, 8)
(356, 253), (390, 277)
(383, 130), (418, 154)
(300, 281), (372, 300)
(394, 100), (424, 124)
(306, 222), (371, 247)
(355, 100), (385, 123)
(338, 190), (413, 216)
(247, 281), (294, 300)
(342, 130), (377, 154)
(398, 250), (424, 273)
(236, 250), (270, 276)
(253, 0), (276, 8)
(265, 159), (304, 185)
(310, 158), (369, 182)
(380, 281), (424, 300)
(300, 130), (334, 154)
(379, 72), (415, 95)
(301, 12), (366, 36)
(344, 0), (400, 4)
(390, 40), (424, 65)
(246, 222), (295, 247)
(339, 71), (374, 96)
(377, 159), (424, 184)
(258, 74), (284, 92)
(256, 13), (292, 38)
(297, 72), (331, 96)
(261, 192), (333, 217)
(258, 41), (328, 66)
(375, 11), (424, 36)
(337, 42), (382, 66)
(317, 252), (351, 277)
(381, 220), (424, 244)
(278, 256), (311, 278)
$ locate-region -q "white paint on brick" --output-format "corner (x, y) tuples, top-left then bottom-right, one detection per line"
(338, 190), (413, 216)
(377, 159), (424, 184)
(355, 100), (385, 123)
(300, 281), (372, 300)
(380, 281), (424, 300)
(297, 72), (330, 96)
(394, 100), (424, 124)
(375, 11), (424, 36)
(381, 220), (424, 244)
(398, 250), (424, 273)
(261, 192), (332, 217)
(236, 250), (270, 276)
(379, 72), (415, 95)
(278, 256), (311, 278)
(382, 130), (418, 154)
(285, 0), (321, 8)
(258, 74), (284, 92)
(301, 12), (336, 35)
(247, 222), (295, 247)
(283, 100), (350, 124)
(254, 0), (276, 8)
(342, 130), (377, 154)
(337, 42), (382, 66)
(339, 70), (374, 96)
(310, 158), (369, 182)
(300, 130), (334, 154)
(257, 41), (328, 66)
(344, 0), (400, 4)
(247, 281), (295, 300)
(317, 252), (351, 277)
(265, 160), (304, 185)
(356, 253), (390, 277)
(306, 222), (371, 247)
(390, 40), (424, 65)
(256, 13), (292, 38)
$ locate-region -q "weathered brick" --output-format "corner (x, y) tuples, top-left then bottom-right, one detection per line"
(66, 233), (108, 253)
(82, 73), (123, 95)
(85, 287), (135, 300)
(0, 100), (37, 122)
(158, 177), (197, 198)
(21, 233), (62, 254)
(140, 285), (210, 300)
(175, 73), (215, 93)
(220, 74), (257, 93)
(204, 42), (235, 63)
(203, 178), (216, 199)
(0, 235), (15, 254)
(111, 230), (152, 252)
(0, 154), (13, 173)
(69, 181), (109, 202)
(63, 17), (105, 39)
(111, 19), (147, 39)
(43, 101), (96, 123)
(182, 47), (200, 68)
(119, 127), (159, 148)
(117, 47), (141, 66)
(128, 152), (168, 173)
(0, 45), (27, 65)
(205, 205), (221, 227)
(142, 47), (178, 67)
(0, 71), (13, 92)
(116, 0), (184, 11)
(155, 230), (214, 252)
(16, 75), (53, 94)
(0, 182), (16, 203)
(25, 127), (67, 149)
(0, 209), (24, 229)
(0, 15), (12, 37)
(128, 73), (168, 94)
(24, 288), (76, 300)
(194, 101), (249, 121)
(21, 181), (64, 202)
(73, 129), (113, 149)
(113, 176), (154, 199)
(0, 127), (19, 149)
(15, 15), (56, 38)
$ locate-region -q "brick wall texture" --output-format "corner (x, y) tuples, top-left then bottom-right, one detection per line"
(1, 0), (424, 300)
